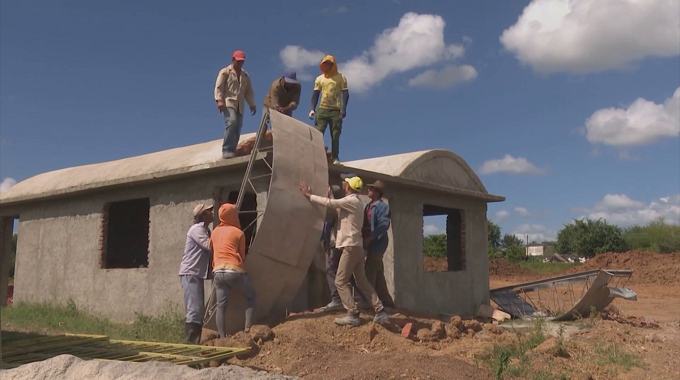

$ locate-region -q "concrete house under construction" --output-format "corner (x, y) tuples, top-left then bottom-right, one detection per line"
(0, 114), (504, 328)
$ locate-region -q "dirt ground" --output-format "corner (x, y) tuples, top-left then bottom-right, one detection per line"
(200, 251), (680, 380)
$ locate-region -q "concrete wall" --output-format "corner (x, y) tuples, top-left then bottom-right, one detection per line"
(12, 165), (270, 322)
(386, 185), (490, 317)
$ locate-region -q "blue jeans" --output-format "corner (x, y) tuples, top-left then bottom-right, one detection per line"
(213, 271), (257, 337)
(179, 275), (204, 325)
(222, 107), (244, 154)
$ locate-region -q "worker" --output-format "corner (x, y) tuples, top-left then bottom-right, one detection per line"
(214, 50), (257, 159)
(308, 55), (349, 164)
(319, 184), (346, 312)
(361, 180), (395, 308)
(210, 203), (257, 337)
(299, 176), (389, 326)
(263, 70), (301, 117)
(179, 203), (214, 344)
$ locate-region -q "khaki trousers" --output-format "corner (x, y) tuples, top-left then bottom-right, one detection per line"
(335, 246), (383, 315)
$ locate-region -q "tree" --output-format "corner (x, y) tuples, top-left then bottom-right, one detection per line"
(556, 218), (627, 257)
(501, 234), (523, 250)
(488, 220), (502, 258)
(423, 234), (447, 258)
(505, 245), (526, 262)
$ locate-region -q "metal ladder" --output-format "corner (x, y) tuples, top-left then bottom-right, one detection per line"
(203, 109), (274, 330)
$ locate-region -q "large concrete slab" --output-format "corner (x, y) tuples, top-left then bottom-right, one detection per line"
(205, 111), (328, 334)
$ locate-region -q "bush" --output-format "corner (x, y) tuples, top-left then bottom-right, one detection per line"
(505, 245), (526, 262)
(556, 218), (627, 257)
(623, 217), (680, 253)
(423, 233), (447, 258)
(501, 234), (523, 250)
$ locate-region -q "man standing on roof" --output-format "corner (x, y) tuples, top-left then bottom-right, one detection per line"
(263, 70), (301, 117)
(214, 50), (257, 159)
(361, 180), (395, 308)
(300, 176), (389, 326)
(179, 204), (214, 344)
(308, 55), (349, 164)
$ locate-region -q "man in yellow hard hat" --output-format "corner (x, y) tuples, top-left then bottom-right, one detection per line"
(299, 176), (389, 326)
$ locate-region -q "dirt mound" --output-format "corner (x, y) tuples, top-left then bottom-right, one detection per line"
(489, 258), (537, 278)
(205, 312), (496, 379)
(564, 250), (680, 285)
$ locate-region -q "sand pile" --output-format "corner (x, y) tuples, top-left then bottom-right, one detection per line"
(0, 355), (298, 380)
(562, 250), (680, 285)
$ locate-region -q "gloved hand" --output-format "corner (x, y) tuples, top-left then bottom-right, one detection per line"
(308, 110), (316, 120)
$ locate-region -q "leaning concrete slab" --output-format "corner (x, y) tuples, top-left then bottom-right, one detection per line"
(204, 111), (328, 334)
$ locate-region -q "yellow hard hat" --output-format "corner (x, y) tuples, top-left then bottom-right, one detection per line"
(344, 176), (363, 191)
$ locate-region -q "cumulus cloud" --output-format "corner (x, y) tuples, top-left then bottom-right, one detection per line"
(584, 87), (680, 148)
(408, 65), (478, 89)
(279, 12), (470, 93)
(423, 224), (443, 236)
(514, 207), (534, 218)
(479, 155), (548, 175)
(574, 193), (680, 226)
(500, 0), (680, 74)
(0, 177), (17, 194)
(512, 224), (556, 243)
(495, 210), (511, 222)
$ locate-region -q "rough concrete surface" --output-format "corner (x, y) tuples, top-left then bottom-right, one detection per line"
(0, 355), (299, 380)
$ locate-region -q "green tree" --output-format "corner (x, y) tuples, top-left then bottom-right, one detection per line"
(488, 220), (502, 258)
(623, 217), (680, 253)
(501, 234), (523, 250)
(423, 233), (447, 258)
(505, 245), (526, 262)
(556, 218), (627, 257)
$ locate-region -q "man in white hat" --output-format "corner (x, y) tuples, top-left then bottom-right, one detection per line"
(179, 203), (214, 344)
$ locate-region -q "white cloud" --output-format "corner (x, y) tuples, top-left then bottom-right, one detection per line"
(408, 65), (478, 89)
(0, 177), (16, 194)
(575, 193), (680, 226)
(279, 12), (471, 93)
(514, 207), (534, 218)
(423, 224), (443, 236)
(512, 224), (556, 243)
(500, 0), (680, 74)
(479, 155), (548, 175)
(495, 210), (511, 222)
(585, 87), (680, 148)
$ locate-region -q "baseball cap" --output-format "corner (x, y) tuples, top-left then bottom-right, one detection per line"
(283, 70), (298, 84)
(193, 203), (214, 217)
(344, 176), (363, 191)
(339, 172), (358, 180)
(367, 180), (385, 193)
(232, 50), (246, 61)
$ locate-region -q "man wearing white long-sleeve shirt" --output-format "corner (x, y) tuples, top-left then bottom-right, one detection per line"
(299, 176), (389, 326)
(179, 204), (214, 343)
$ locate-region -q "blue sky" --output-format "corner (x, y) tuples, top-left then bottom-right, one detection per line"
(1, 0), (679, 241)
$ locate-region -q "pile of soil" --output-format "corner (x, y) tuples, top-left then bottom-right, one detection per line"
(205, 312), (499, 379)
(489, 258), (537, 278)
(423, 255), (448, 271)
(562, 250), (680, 285)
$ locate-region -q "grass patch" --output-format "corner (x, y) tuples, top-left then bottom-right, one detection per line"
(594, 343), (645, 375)
(519, 261), (577, 274)
(478, 318), (547, 380)
(1, 299), (184, 343)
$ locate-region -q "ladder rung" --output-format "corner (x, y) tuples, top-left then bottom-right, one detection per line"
(249, 173), (272, 181)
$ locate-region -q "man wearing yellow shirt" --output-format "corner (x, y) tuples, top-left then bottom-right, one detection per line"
(308, 55), (349, 164)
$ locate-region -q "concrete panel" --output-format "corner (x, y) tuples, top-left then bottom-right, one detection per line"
(205, 111), (328, 334)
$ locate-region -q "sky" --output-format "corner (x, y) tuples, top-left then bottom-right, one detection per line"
(1, 0), (679, 242)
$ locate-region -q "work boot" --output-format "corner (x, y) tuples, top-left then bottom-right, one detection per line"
(184, 323), (193, 343)
(222, 152), (235, 159)
(373, 310), (389, 324)
(334, 313), (361, 326)
(320, 300), (344, 312)
(186, 323), (202, 344)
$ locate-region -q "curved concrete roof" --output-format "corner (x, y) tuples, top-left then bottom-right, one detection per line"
(0, 137), (502, 206)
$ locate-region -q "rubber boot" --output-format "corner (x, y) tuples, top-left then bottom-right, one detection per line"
(184, 323), (194, 344)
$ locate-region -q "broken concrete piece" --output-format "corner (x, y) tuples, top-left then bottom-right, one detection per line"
(492, 309), (511, 322)
(401, 323), (413, 338)
(416, 328), (438, 342)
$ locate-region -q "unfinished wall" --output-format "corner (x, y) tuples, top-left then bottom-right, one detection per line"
(11, 165), (268, 322)
(387, 186), (489, 317)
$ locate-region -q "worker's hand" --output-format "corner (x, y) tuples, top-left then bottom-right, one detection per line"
(250, 106), (257, 116)
(340, 110), (346, 119)
(299, 182), (312, 198)
(216, 100), (226, 111)
(308, 110), (316, 120)
(277, 107), (284, 113)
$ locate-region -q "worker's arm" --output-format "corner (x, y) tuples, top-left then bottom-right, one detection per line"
(340, 74), (349, 117)
(310, 90), (320, 111)
(189, 225), (212, 252)
(245, 75), (256, 110)
(371, 203), (391, 241)
(214, 68), (227, 108)
(309, 194), (357, 212)
(289, 84), (301, 110)
(268, 80), (280, 110)
(239, 232), (247, 258)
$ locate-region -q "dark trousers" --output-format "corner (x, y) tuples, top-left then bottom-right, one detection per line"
(363, 253), (395, 308)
